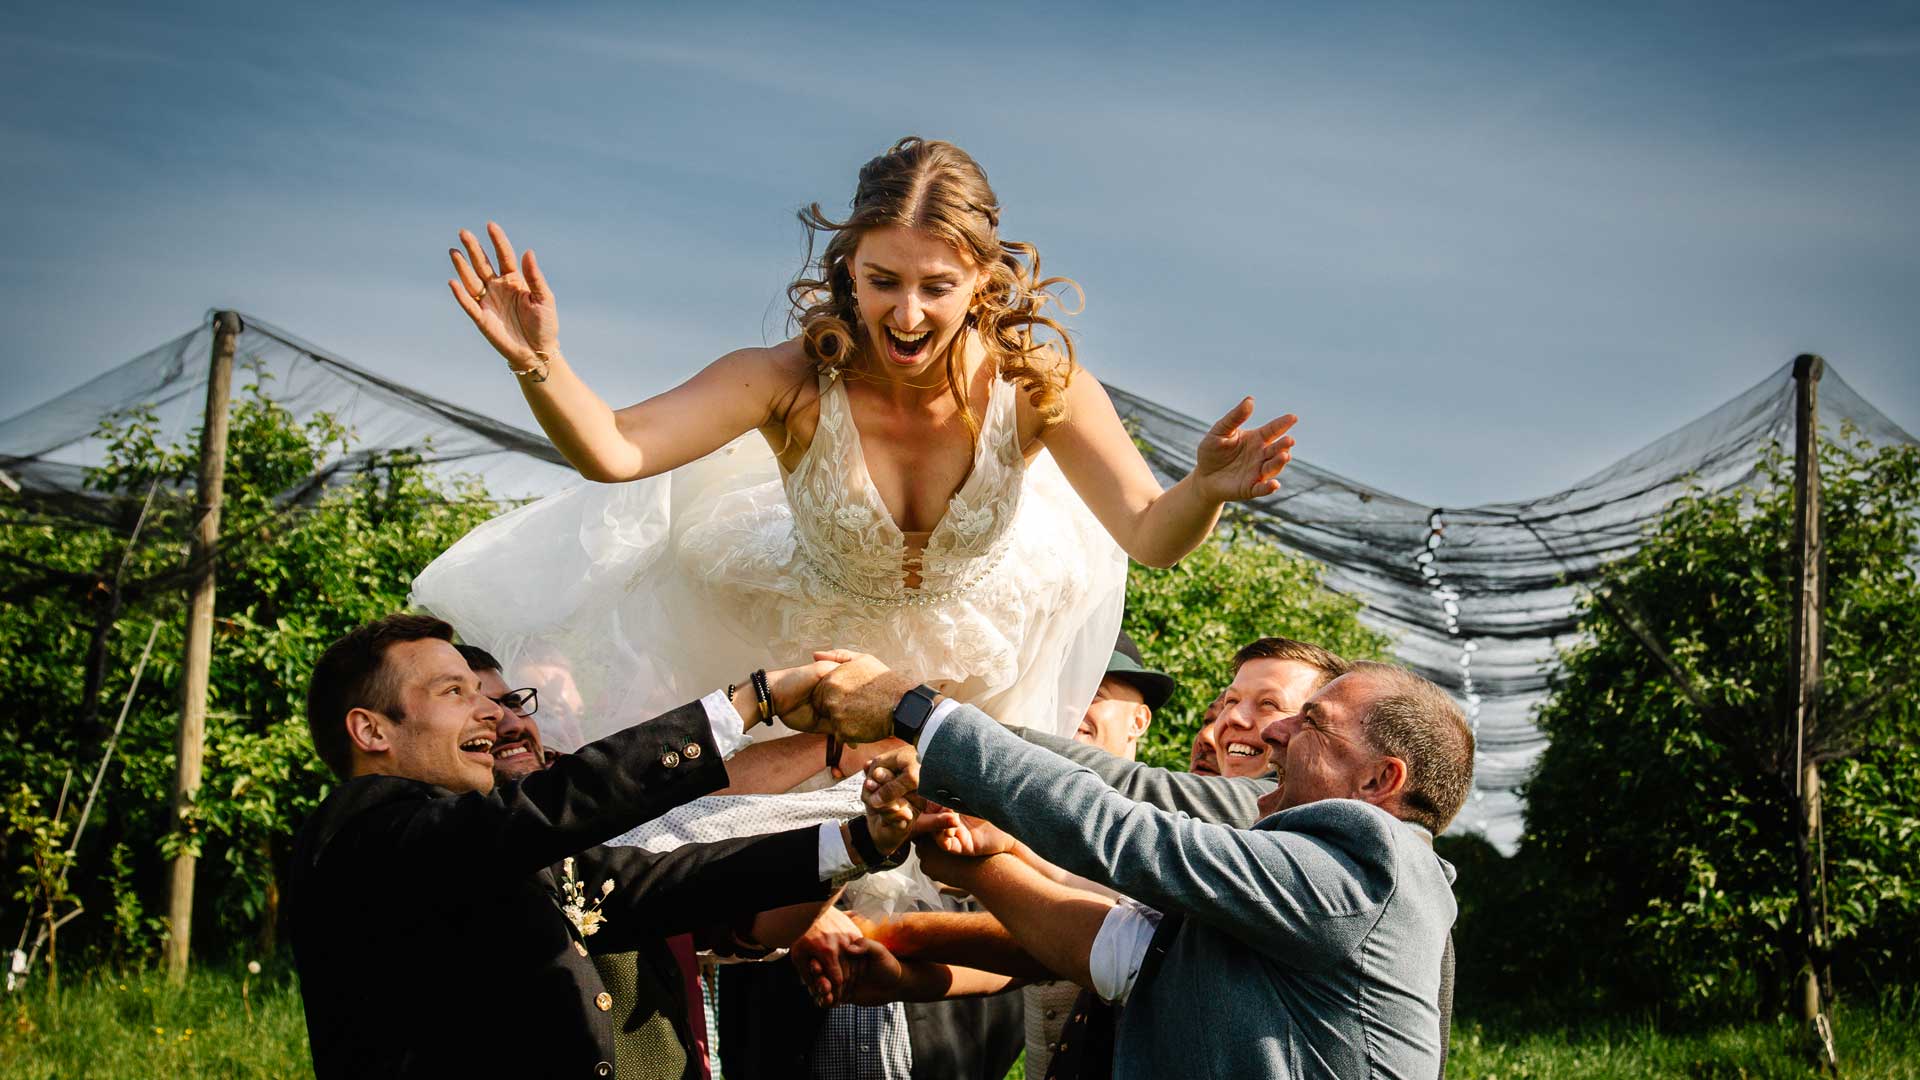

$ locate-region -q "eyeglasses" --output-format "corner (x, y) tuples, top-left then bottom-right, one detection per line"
(491, 688), (539, 717)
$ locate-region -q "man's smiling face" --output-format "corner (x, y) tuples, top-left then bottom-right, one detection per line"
(362, 639), (503, 794)
(1256, 672), (1391, 818)
(476, 667), (546, 782)
(1193, 658), (1325, 779)
(1075, 676), (1150, 760)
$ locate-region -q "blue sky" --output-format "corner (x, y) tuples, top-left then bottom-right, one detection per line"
(4, 1), (1916, 505)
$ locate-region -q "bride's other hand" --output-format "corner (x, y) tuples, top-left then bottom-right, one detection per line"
(1194, 397), (1298, 502)
(447, 221), (559, 370)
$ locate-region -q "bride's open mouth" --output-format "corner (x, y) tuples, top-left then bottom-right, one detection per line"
(881, 325), (932, 365)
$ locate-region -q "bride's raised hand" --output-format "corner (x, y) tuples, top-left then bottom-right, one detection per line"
(447, 222), (559, 370)
(1193, 397), (1298, 502)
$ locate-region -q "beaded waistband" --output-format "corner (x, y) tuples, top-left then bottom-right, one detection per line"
(802, 544), (1009, 608)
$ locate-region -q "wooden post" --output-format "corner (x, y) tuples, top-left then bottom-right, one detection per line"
(1788, 354), (1833, 1061)
(164, 311), (241, 984)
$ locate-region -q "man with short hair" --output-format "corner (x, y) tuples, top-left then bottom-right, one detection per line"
(290, 615), (914, 1079)
(812, 655), (1473, 1080)
(1192, 636), (1349, 778)
(1021, 635), (1346, 826)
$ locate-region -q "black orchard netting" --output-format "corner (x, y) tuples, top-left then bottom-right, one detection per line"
(4, 312), (1913, 847)
(1112, 370), (1915, 846)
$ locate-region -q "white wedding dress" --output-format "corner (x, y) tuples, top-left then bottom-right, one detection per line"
(410, 370), (1126, 907)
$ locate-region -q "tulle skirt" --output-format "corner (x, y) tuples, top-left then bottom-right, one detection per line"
(411, 433), (1127, 753)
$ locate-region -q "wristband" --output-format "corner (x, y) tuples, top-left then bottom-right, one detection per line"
(750, 669), (775, 725)
(846, 816), (906, 870)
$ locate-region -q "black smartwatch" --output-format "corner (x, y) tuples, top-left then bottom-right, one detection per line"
(892, 684), (943, 746)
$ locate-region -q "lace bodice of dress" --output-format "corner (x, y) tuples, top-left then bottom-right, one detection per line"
(783, 372), (1026, 606)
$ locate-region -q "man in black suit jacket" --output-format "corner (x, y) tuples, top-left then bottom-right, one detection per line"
(290, 614), (913, 1079)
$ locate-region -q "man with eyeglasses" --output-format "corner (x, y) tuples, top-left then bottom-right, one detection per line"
(458, 644), (552, 779)
(467, 643), (717, 1072)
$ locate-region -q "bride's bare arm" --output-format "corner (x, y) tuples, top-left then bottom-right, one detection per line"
(1042, 366), (1297, 568)
(449, 222), (802, 483)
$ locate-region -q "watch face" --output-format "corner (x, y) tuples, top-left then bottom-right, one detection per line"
(893, 685), (939, 740)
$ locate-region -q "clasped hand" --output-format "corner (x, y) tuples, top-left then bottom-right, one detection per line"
(782, 649), (918, 745)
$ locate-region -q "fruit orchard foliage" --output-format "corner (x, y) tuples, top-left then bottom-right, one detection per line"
(0, 377), (496, 963)
(1453, 434), (1920, 1016)
(1123, 520), (1392, 771)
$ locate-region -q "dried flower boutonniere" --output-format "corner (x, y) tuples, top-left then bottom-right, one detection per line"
(559, 856), (615, 938)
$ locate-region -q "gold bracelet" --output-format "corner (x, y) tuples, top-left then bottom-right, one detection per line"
(512, 350), (553, 384)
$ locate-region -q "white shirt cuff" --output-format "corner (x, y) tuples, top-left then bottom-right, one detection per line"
(1088, 898), (1163, 1004)
(816, 820), (857, 881)
(699, 689), (754, 761)
(914, 696), (964, 759)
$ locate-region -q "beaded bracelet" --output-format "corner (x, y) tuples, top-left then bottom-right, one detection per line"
(749, 668), (774, 725)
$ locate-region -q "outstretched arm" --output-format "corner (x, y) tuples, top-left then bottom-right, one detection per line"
(869, 909), (1056, 980)
(573, 826), (832, 944)
(911, 848), (1114, 991)
(1041, 367), (1295, 567)
(839, 938), (1024, 1006)
(447, 222), (806, 483)
(714, 735), (907, 796)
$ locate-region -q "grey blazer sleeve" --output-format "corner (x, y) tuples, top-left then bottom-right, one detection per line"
(1015, 728), (1274, 827)
(925, 706), (1400, 966)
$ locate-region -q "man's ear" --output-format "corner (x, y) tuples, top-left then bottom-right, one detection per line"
(1127, 704), (1152, 742)
(345, 707), (391, 756)
(1357, 754), (1408, 807)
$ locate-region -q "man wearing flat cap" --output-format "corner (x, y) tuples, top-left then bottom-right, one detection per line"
(1066, 631), (1176, 763)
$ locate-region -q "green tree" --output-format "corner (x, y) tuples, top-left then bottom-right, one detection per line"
(0, 371), (497, 965)
(1478, 433), (1920, 1016)
(1123, 521), (1394, 770)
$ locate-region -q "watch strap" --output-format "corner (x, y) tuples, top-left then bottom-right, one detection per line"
(846, 816), (905, 869)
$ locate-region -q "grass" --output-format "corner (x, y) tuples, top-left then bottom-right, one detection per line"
(1447, 997), (1920, 1079)
(1, 964), (311, 1080)
(4, 968), (1917, 1079)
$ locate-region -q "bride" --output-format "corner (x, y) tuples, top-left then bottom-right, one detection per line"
(415, 137), (1296, 756)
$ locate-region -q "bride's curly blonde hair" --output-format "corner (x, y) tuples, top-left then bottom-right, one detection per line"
(788, 137), (1081, 439)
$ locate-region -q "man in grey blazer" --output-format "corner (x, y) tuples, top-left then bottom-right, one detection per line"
(804, 654), (1472, 1080)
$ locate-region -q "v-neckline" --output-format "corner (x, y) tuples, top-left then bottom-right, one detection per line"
(835, 373), (999, 544)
